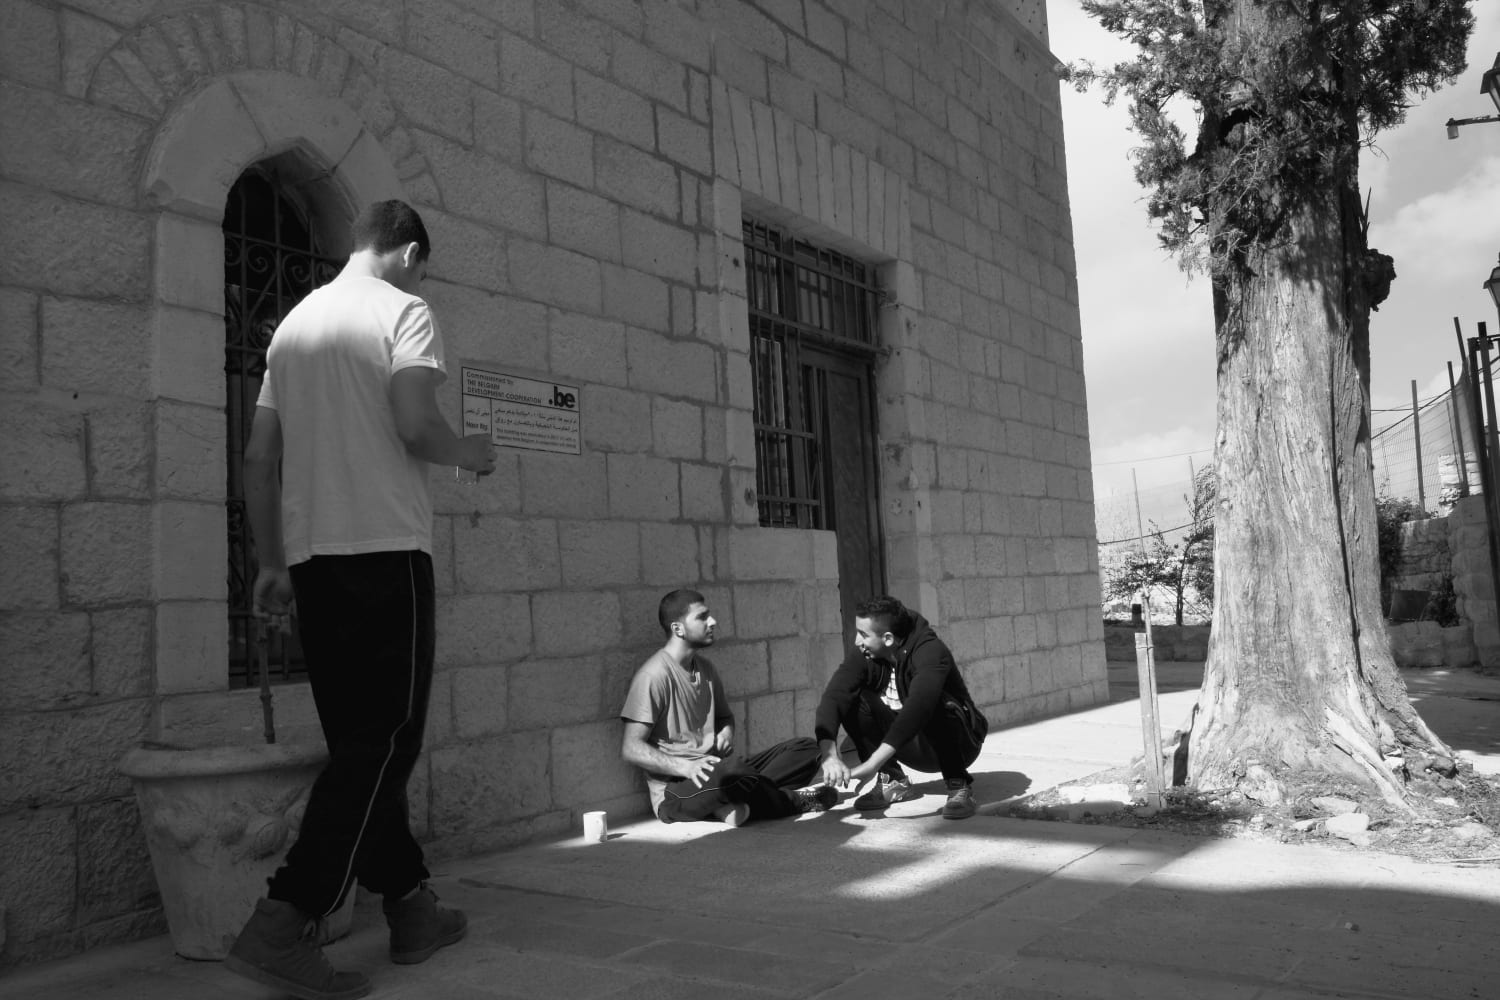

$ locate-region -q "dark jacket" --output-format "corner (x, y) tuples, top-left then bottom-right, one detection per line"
(814, 614), (974, 750)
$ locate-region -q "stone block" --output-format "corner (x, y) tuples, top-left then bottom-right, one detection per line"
(76, 797), (158, 924)
(576, 69), (655, 148)
(582, 385), (653, 452)
(596, 137), (679, 218)
(436, 592), (533, 665)
(434, 287), (547, 372)
(151, 306), (224, 407)
(707, 640), (770, 698)
(154, 601), (228, 695)
(548, 309), (627, 385)
(768, 635), (810, 691)
(602, 263), (670, 332)
(0, 610), (91, 711)
(732, 581), (804, 640)
(625, 328), (716, 400)
(407, 0), (499, 85)
(1440, 624), (1477, 668)
(155, 213), (225, 315)
(0, 505), (59, 610)
(91, 607), (152, 700)
(454, 516), (561, 592)
(154, 502), (226, 602)
(0, 807), (76, 951)
(0, 288), (38, 392)
(523, 107), (592, 187)
(639, 522), (700, 586)
(745, 689), (796, 755)
(1387, 621), (1445, 669)
(429, 731), (551, 836)
(532, 590), (622, 656)
(0, 700), (147, 810)
(518, 451), (608, 519)
(450, 663), (509, 738)
(726, 527), (814, 581)
(681, 462), (725, 522)
(421, 209), (509, 293)
(607, 453), (681, 520)
(1, 1), (60, 88)
(0, 399), (86, 501)
(154, 402), (223, 501)
(504, 33), (576, 120)
(474, 87), (523, 160)
(620, 210), (697, 283)
(59, 502), (150, 605)
(1, 82), (150, 207)
(423, 132), (545, 237)
(651, 397), (703, 460)
(550, 719), (638, 808)
(547, 181), (622, 262)
(510, 655), (603, 729)
(657, 106), (713, 176)
(81, 402), (151, 500)
(559, 521), (641, 587)
(381, 48), (473, 142)
(508, 239), (601, 313)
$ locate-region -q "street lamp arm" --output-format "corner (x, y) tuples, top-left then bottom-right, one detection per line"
(1444, 114), (1500, 139)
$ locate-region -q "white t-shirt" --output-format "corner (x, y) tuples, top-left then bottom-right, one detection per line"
(257, 275), (445, 566)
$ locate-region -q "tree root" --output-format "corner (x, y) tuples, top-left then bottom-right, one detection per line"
(1323, 707), (1416, 815)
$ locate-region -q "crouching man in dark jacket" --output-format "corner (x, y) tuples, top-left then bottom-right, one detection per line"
(815, 595), (988, 819)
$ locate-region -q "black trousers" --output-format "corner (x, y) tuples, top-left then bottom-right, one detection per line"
(658, 736), (823, 823)
(266, 551), (434, 918)
(842, 688), (978, 786)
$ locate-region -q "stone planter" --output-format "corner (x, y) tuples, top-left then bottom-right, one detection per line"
(119, 742), (354, 960)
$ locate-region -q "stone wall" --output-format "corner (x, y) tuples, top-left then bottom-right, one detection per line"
(1103, 624), (1210, 662)
(0, 0), (1102, 964)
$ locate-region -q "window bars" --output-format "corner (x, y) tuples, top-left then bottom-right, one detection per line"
(742, 218), (880, 529)
(223, 168), (340, 687)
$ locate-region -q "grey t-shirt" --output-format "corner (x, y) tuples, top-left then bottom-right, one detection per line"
(620, 649), (731, 812)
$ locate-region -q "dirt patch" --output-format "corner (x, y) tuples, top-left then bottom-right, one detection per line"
(1002, 760), (1500, 865)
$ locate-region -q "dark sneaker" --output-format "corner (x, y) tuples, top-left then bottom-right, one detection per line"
(853, 773), (922, 811)
(383, 883), (468, 965)
(225, 898), (371, 1000)
(792, 784), (838, 813)
(942, 783), (977, 820)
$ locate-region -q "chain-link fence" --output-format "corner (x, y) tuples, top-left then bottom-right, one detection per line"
(1372, 375), (1483, 513)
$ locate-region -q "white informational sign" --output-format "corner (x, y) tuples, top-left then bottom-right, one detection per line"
(460, 365), (581, 455)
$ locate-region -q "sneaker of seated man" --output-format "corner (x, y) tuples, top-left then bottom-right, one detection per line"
(814, 595), (985, 820)
(620, 589), (831, 825)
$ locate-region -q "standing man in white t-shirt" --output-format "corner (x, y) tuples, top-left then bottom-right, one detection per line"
(226, 201), (494, 1000)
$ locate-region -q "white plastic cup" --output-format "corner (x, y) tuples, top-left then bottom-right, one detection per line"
(582, 810), (608, 843)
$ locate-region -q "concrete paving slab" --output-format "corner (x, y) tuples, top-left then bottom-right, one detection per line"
(6, 661), (1500, 1000)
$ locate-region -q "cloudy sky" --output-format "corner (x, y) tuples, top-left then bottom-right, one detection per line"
(1048, 1), (1500, 540)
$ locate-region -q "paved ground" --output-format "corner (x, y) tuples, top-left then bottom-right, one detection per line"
(4, 662), (1498, 999)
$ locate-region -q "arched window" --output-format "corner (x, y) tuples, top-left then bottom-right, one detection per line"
(223, 159), (343, 686)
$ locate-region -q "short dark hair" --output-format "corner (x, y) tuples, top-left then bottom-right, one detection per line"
(854, 595), (912, 638)
(658, 588), (706, 636)
(350, 200), (431, 260)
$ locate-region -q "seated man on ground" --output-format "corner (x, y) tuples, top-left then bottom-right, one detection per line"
(620, 589), (835, 825)
(815, 595), (989, 820)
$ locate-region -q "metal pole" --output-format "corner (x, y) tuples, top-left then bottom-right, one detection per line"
(1411, 379), (1426, 512)
(1468, 326), (1500, 648)
(1131, 469), (1165, 808)
(1449, 360), (1471, 499)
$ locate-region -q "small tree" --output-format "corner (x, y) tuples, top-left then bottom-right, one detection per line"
(1103, 465), (1217, 625)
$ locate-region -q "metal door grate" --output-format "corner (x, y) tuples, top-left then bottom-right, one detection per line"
(743, 219), (880, 528)
(223, 167), (340, 686)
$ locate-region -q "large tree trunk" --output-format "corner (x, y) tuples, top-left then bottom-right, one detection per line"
(1181, 9), (1448, 806)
